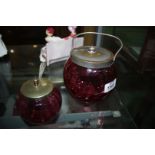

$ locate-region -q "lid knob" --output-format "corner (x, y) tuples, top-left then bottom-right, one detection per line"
(33, 79), (39, 87)
(88, 46), (96, 54)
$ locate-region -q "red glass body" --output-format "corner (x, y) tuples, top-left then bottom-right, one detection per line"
(64, 59), (117, 103)
(15, 88), (61, 125)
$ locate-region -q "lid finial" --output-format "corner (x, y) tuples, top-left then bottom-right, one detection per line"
(88, 46), (96, 54)
(33, 79), (39, 87)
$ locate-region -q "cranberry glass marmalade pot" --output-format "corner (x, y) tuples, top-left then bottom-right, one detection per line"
(15, 78), (62, 125)
(64, 32), (123, 103)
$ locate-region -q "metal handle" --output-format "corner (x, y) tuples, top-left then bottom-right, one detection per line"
(72, 32), (123, 61)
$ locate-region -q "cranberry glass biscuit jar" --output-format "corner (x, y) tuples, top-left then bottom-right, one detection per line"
(64, 32), (123, 103)
(15, 78), (62, 125)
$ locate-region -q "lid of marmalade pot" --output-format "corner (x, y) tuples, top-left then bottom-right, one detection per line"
(71, 46), (114, 69)
(20, 78), (54, 99)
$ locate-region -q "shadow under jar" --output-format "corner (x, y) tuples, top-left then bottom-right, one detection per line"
(64, 32), (123, 104)
(15, 78), (62, 125)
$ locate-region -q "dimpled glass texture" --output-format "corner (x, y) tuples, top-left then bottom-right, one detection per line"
(15, 88), (61, 125)
(64, 59), (117, 103)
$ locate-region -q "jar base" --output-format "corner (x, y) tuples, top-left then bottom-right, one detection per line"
(69, 90), (112, 106)
(22, 113), (60, 126)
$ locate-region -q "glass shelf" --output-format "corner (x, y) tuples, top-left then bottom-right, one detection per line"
(0, 45), (136, 129)
(0, 84), (136, 129)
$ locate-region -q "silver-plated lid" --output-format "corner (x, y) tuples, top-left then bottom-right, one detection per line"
(71, 46), (114, 68)
(20, 78), (54, 99)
